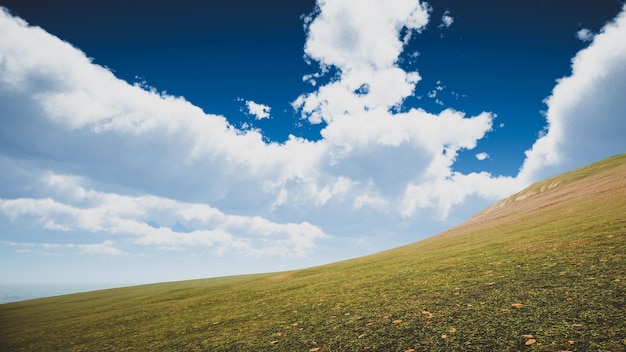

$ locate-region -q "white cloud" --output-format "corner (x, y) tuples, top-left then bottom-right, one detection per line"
(576, 28), (594, 42)
(0, 0), (624, 285)
(79, 240), (126, 256)
(0, 173), (328, 257)
(294, 0), (430, 124)
(476, 152), (489, 161)
(245, 100), (271, 120)
(519, 5), (626, 183)
(400, 172), (521, 219)
(440, 11), (454, 28)
(11, 0), (612, 272)
(288, 0), (520, 223)
(302, 0), (430, 72)
(0, 239), (125, 256)
(5, 1), (624, 278)
(427, 82), (445, 101)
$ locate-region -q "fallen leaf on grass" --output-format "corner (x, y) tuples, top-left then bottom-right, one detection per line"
(441, 334), (448, 339)
(511, 303), (523, 308)
(270, 340), (279, 345)
(404, 349), (415, 352)
(392, 319), (403, 324)
(358, 333), (367, 339)
(522, 334), (534, 339)
(525, 339), (536, 346)
(309, 348), (321, 352)
(449, 327), (457, 333)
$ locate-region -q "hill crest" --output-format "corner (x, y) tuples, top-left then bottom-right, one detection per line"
(430, 153), (626, 241)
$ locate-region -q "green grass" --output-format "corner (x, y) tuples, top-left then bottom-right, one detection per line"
(1, 154), (625, 351)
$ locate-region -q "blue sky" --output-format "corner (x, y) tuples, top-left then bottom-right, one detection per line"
(0, 0), (625, 285)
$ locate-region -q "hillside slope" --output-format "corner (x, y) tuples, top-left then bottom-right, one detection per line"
(1, 154), (625, 351)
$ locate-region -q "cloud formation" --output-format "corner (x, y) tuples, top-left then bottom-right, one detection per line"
(519, 6), (626, 183)
(576, 28), (594, 42)
(245, 100), (271, 120)
(294, 0), (430, 124)
(1, 1), (625, 272)
(0, 239), (125, 256)
(476, 152), (489, 161)
(0, 170), (327, 257)
(440, 11), (454, 28)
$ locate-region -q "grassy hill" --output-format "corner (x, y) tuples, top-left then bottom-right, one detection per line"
(1, 154), (625, 351)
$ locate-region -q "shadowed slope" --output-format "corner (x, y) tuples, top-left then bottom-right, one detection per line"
(1, 154), (625, 351)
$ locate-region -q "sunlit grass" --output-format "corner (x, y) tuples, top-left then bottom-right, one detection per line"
(1, 154), (625, 351)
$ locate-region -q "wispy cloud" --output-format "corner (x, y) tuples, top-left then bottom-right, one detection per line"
(576, 28), (594, 42)
(1, 239), (125, 256)
(440, 11), (454, 29)
(0, 173), (327, 257)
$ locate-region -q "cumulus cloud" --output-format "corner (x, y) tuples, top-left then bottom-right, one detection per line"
(400, 172), (520, 220)
(518, 5), (626, 183)
(0, 1), (529, 265)
(245, 100), (271, 120)
(290, 1), (519, 222)
(476, 152), (489, 161)
(0, 7), (328, 216)
(15, 0), (626, 269)
(2, 0), (624, 276)
(576, 28), (594, 42)
(440, 11), (454, 28)
(293, 0), (430, 123)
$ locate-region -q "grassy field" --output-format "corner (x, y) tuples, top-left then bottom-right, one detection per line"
(1, 154), (625, 351)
